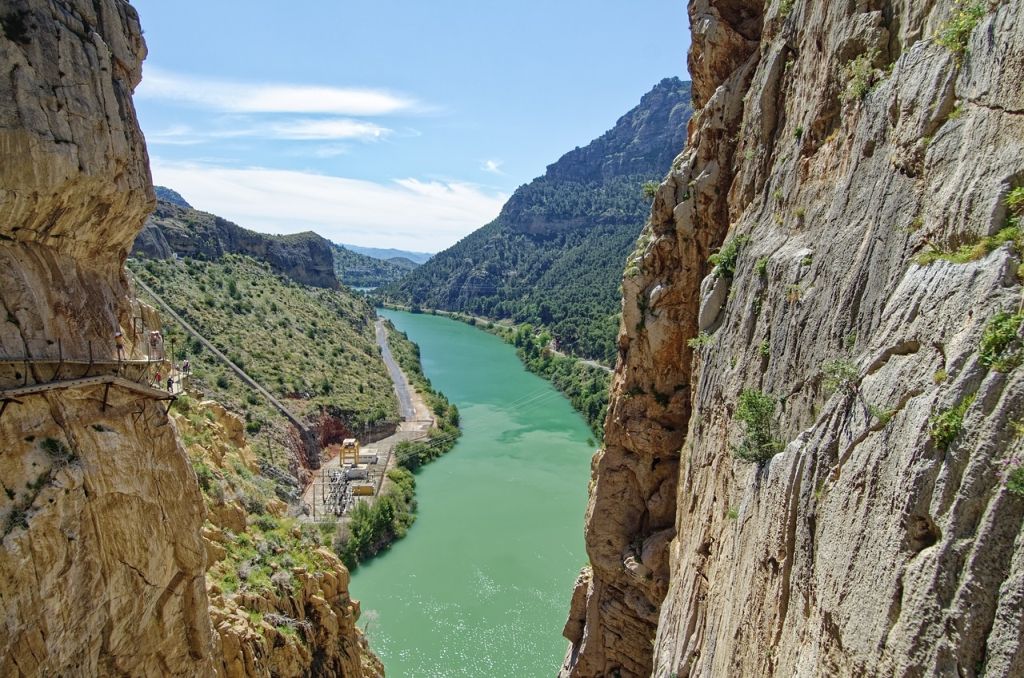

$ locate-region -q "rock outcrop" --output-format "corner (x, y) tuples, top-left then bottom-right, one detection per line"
(133, 200), (340, 289)
(1, 2), (380, 675)
(563, 1), (1024, 676)
(174, 399), (383, 678)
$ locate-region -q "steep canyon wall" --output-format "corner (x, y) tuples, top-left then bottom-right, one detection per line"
(0, 2), (377, 675)
(563, 1), (1024, 676)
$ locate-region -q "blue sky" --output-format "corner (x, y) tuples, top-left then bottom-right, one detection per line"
(133, 0), (690, 251)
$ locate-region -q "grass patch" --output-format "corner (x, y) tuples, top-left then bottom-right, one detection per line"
(915, 226), (1022, 266)
(930, 393), (976, 449)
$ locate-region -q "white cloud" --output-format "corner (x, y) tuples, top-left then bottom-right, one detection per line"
(138, 67), (418, 116)
(481, 159), (504, 174)
(149, 160), (507, 251)
(145, 118), (391, 145)
(265, 119), (390, 141)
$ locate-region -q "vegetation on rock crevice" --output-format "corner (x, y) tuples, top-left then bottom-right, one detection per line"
(733, 389), (785, 464)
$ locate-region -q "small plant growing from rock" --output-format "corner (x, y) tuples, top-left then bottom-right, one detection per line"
(868, 404), (896, 426)
(756, 257), (769, 278)
(929, 393), (976, 449)
(936, 0), (988, 56)
(733, 389), (784, 464)
(688, 332), (713, 350)
(822, 359), (859, 394)
(979, 311), (1024, 372)
(842, 49), (882, 102)
(709, 235), (751, 279)
(642, 181), (660, 200)
(1007, 464), (1024, 497)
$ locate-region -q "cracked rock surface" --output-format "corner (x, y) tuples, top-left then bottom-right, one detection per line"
(562, 1), (1024, 676)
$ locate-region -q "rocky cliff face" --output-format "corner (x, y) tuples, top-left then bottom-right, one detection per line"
(0, 2), (378, 675)
(175, 399), (382, 678)
(562, 1), (1024, 676)
(0, 2), (216, 674)
(133, 200), (339, 289)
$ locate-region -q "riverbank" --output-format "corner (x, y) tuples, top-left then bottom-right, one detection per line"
(377, 302), (611, 438)
(300, 315), (461, 570)
(351, 309), (593, 676)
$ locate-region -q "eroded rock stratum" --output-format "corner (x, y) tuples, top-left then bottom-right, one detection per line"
(562, 1), (1024, 676)
(0, 2), (378, 675)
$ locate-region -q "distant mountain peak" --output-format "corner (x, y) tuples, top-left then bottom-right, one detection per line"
(153, 186), (192, 209)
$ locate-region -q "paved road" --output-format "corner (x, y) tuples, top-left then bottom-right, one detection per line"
(375, 319), (415, 419)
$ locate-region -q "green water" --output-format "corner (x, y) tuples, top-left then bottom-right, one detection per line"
(351, 310), (593, 677)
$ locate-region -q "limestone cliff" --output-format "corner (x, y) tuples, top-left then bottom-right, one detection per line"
(562, 1), (1024, 676)
(1, 2), (379, 675)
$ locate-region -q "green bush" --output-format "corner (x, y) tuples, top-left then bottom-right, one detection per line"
(688, 332), (713, 350)
(822, 359), (859, 394)
(979, 311), (1024, 372)
(733, 389), (784, 464)
(936, 0), (987, 56)
(930, 393), (975, 449)
(1008, 465), (1024, 497)
(842, 49), (881, 102)
(642, 181), (660, 200)
(709, 235), (751, 279)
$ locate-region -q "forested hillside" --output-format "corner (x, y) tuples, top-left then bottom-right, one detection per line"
(383, 78), (692, 363)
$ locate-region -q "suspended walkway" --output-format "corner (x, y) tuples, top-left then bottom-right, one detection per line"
(0, 373), (178, 421)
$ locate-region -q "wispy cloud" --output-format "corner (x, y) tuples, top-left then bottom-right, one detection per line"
(146, 118), (391, 146)
(265, 119), (390, 141)
(149, 160), (507, 251)
(138, 67), (418, 116)
(481, 159), (504, 174)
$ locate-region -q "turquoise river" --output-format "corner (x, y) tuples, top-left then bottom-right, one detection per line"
(351, 309), (594, 676)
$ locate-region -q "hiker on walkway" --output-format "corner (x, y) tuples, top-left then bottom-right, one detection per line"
(167, 375), (174, 393)
(182, 359), (190, 375)
(148, 330), (163, 360)
(115, 330), (125, 360)
(154, 371), (161, 388)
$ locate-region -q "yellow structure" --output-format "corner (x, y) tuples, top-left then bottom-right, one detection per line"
(351, 484), (375, 496)
(340, 438), (360, 465)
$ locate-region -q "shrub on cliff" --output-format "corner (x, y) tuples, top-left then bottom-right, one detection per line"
(733, 389), (784, 464)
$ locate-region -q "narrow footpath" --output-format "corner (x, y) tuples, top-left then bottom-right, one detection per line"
(300, 318), (433, 519)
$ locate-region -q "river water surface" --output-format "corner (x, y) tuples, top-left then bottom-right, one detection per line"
(351, 310), (594, 676)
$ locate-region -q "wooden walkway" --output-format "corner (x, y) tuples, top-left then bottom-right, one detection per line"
(0, 374), (177, 420)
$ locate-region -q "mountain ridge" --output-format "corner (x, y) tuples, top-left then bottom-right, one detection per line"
(384, 77), (693, 363)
